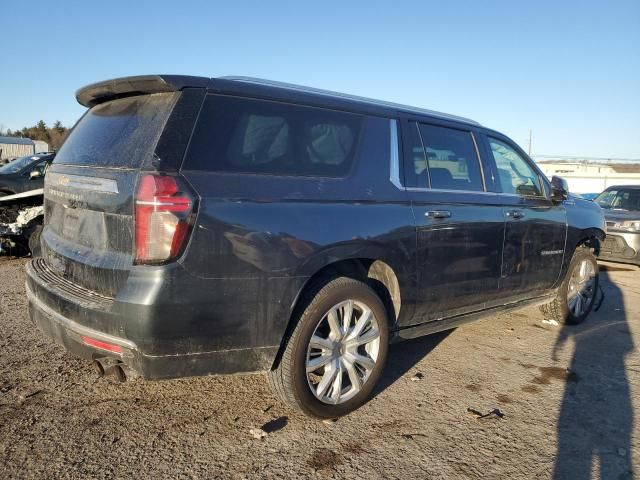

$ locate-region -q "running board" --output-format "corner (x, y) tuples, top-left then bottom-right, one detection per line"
(392, 293), (557, 342)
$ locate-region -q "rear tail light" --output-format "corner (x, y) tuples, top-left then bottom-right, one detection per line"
(134, 174), (196, 264)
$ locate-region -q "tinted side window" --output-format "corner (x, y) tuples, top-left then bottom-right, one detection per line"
(488, 137), (543, 197)
(402, 123), (429, 188)
(408, 123), (483, 191)
(184, 95), (363, 177)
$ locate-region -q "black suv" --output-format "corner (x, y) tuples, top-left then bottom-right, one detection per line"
(26, 75), (605, 418)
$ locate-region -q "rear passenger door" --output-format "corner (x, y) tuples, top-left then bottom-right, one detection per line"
(402, 120), (505, 324)
(479, 133), (567, 297)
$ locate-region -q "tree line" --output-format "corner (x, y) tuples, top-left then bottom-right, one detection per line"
(0, 120), (69, 151)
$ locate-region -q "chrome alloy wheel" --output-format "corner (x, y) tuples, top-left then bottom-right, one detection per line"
(306, 300), (381, 405)
(567, 258), (597, 317)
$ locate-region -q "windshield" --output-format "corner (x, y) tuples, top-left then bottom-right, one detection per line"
(595, 188), (640, 211)
(0, 155), (38, 174)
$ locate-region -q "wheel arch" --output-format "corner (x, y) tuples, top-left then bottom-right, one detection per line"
(574, 227), (605, 255)
(271, 251), (404, 370)
(555, 227), (605, 288)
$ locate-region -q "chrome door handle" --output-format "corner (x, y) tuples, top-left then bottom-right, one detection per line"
(426, 210), (451, 219)
(506, 210), (525, 219)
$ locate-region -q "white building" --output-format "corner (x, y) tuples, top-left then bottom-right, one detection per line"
(536, 159), (640, 194)
(0, 136), (35, 161)
(33, 140), (49, 153)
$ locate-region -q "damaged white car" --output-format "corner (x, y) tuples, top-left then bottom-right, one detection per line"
(0, 188), (44, 256)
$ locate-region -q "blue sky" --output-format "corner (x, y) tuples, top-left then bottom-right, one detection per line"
(2, 0), (639, 158)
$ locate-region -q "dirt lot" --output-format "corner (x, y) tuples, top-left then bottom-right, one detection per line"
(0, 258), (637, 479)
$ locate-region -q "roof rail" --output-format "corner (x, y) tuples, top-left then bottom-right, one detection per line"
(220, 76), (480, 126)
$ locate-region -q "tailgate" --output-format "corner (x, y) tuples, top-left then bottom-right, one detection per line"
(41, 92), (179, 297)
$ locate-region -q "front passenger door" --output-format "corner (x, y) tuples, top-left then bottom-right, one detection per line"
(482, 135), (567, 297)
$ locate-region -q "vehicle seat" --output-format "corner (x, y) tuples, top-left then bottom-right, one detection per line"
(416, 168), (429, 188)
(498, 168), (516, 194)
(430, 167), (457, 190)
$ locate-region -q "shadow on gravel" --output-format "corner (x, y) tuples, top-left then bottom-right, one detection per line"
(372, 329), (452, 398)
(553, 270), (634, 480)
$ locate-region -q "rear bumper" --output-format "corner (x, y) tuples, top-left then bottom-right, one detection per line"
(27, 284), (140, 366)
(25, 260), (280, 379)
(598, 232), (640, 266)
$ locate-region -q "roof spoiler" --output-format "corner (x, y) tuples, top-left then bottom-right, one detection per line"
(75, 75), (210, 107)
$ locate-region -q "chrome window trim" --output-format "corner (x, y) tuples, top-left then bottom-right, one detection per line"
(415, 123), (431, 188)
(389, 119), (404, 190)
(405, 187), (499, 195)
(499, 192), (552, 201)
(470, 132), (487, 192)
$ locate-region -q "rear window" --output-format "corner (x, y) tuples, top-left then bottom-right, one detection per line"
(184, 95), (363, 177)
(54, 92), (178, 169)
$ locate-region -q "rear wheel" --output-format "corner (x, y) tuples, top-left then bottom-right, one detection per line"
(540, 246), (599, 325)
(268, 277), (389, 418)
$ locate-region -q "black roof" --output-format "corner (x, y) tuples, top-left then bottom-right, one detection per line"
(76, 74), (480, 127)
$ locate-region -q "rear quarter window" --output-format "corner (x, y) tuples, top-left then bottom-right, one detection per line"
(53, 92), (178, 169)
(183, 95), (364, 177)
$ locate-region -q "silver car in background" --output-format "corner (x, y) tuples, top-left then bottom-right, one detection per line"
(595, 185), (640, 265)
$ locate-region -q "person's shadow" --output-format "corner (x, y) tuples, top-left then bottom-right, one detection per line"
(553, 269), (635, 479)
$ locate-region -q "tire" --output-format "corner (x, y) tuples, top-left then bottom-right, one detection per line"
(540, 246), (599, 325)
(27, 223), (43, 257)
(268, 276), (389, 419)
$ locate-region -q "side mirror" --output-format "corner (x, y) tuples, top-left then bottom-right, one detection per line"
(550, 175), (569, 202)
(29, 170), (43, 179)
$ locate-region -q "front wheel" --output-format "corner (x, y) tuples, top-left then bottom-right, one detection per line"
(540, 246), (599, 325)
(268, 277), (389, 418)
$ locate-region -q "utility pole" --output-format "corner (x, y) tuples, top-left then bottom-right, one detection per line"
(528, 130), (532, 156)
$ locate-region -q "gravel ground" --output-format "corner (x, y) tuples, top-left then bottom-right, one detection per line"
(0, 258), (638, 479)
